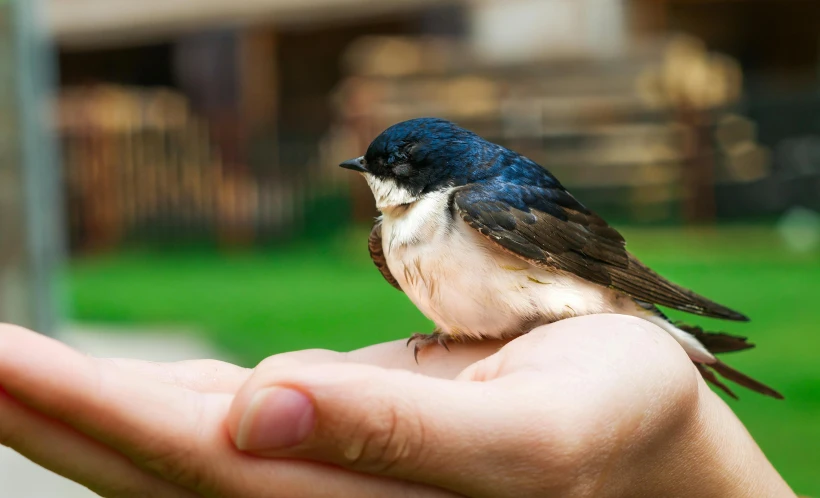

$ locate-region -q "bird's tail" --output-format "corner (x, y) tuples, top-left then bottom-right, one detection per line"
(678, 323), (784, 400)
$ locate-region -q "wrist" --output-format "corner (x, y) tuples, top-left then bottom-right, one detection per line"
(688, 384), (794, 497)
(593, 374), (794, 498)
(643, 381), (795, 498)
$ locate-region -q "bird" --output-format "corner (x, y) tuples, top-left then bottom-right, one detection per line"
(338, 117), (782, 400)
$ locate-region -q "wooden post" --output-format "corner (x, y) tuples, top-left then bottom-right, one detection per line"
(625, 0), (668, 36)
(239, 28), (278, 138)
(680, 106), (717, 223)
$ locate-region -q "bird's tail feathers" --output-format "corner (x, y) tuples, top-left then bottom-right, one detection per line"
(678, 323), (783, 400)
(676, 323), (754, 354)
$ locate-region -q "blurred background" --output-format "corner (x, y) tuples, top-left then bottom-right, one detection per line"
(1, 0), (819, 494)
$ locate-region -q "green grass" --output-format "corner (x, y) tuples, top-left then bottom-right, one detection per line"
(68, 225), (820, 495)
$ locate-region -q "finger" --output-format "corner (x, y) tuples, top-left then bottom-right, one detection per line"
(0, 388), (198, 498)
(228, 361), (527, 496)
(227, 315), (692, 497)
(0, 325), (460, 497)
(95, 333), (502, 398)
(345, 338), (507, 379)
(103, 358), (251, 393)
(253, 340), (504, 381)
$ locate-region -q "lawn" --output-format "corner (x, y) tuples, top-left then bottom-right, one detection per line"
(68, 225), (820, 494)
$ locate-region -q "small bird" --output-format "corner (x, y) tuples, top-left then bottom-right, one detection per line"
(339, 117), (782, 399)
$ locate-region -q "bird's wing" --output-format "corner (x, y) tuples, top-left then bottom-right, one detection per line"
(453, 182), (748, 321)
(368, 218), (403, 292)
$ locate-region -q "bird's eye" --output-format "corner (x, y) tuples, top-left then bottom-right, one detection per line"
(367, 156), (384, 172)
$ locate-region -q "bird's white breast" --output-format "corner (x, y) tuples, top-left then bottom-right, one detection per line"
(380, 190), (636, 340)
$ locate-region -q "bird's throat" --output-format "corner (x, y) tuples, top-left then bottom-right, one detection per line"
(363, 173), (419, 210)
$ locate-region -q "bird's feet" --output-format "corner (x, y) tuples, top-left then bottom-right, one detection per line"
(407, 330), (450, 363)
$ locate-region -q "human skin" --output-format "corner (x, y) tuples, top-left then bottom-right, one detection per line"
(0, 315), (796, 497)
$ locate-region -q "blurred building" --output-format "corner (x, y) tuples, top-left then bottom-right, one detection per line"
(327, 33), (763, 222)
(42, 0), (820, 251)
(49, 0), (467, 251)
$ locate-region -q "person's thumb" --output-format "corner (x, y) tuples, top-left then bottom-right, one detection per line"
(227, 360), (541, 494)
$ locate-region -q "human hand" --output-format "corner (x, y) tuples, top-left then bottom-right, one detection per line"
(0, 323), (500, 497)
(228, 314), (796, 498)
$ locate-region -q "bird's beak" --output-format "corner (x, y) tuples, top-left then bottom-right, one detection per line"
(339, 156), (368, 173)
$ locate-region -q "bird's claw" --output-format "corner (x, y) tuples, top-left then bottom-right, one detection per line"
(407, 331), (450, 363)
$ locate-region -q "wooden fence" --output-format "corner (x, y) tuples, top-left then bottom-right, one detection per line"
(58, 85), (334, 252)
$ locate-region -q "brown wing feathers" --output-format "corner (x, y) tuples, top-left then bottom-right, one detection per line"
(368, 219), (403, 292)
(454, 186), (748, 322)
(608, 255), (749, 321)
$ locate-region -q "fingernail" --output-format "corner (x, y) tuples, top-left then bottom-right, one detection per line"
(236, 387), (315, 451)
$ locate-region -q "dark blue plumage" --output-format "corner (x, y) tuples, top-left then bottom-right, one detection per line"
(365, 117), (563, 194)
(365, 118), (597, 226)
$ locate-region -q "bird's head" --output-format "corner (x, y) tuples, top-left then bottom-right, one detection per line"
(339, 118), (494, 210)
